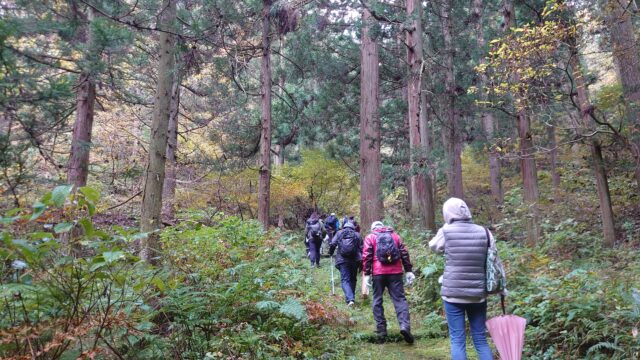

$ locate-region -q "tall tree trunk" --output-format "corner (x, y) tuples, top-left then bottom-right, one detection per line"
(360, 8), (383, 232)
(502, 0), (539, 244)
(406, 0), (433, 229)
(67, 8), (96, 188)
(422, 31), (438, 230)
(516, 99), (540, 245)
(571, 50), (617, 246)
(274, 37), (287, 229)
(473, 0), (503, 205)
(140, 0), (177, 263)
(404, 86), (412, 214)
(440, 0), (463, 198)
(162, 73), (181, 221)
(607, 0), (640, 192)
(420, 90), (436, 231)
(546, 122), (561, 196)
(258, 0), (273, 230)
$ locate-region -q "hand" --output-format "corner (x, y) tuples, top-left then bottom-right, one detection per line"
(405, 272), (415, 285)
(500, 288), (509, 298)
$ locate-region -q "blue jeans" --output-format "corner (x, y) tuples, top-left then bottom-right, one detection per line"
(338, 262), (358, 303)
(444, 301), (493, 360)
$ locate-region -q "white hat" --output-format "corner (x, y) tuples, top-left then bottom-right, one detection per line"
(370, 221), (384, 231)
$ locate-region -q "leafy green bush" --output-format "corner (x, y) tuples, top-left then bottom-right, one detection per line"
(1, 187), (354, 359)
(503, 244), (640, 359)
(1, 185), (160, 359)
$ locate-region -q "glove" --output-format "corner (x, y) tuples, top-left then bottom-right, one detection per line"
(405, 272), (415, 285)
(500, 288), (509, 298)
(364, 275), (372, 289)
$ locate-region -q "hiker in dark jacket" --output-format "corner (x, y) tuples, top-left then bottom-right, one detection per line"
(305, 213), (324, 268)
(324, 213), (340, 235)
(329, 221), (363, 306)
(348, 215), (361, 234)
(362, 221), (415, 344)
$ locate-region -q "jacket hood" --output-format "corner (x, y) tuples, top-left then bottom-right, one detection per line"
(373, 226), (394, 233)
(343, 222), (355, 229)
(443, 197), (472, 224)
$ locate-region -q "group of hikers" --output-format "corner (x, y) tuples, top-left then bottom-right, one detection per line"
(304, 198), (504, 360)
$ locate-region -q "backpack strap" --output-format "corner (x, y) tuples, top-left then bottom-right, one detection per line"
(483, 227), (491, 248)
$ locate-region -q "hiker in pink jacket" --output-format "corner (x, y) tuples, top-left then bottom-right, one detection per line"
(362, 221), (415, 344)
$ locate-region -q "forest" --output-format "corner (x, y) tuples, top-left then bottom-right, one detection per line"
(1, 0), (640, 359)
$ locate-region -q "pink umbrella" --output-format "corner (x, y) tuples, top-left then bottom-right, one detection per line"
(486, 295), (527, 360)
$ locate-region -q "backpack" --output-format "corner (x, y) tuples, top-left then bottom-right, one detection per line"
(484, 228), (506, 294)
(375, 231), (400, 264)
(339, 229), (358, 258)
(308, 221), (322, 240)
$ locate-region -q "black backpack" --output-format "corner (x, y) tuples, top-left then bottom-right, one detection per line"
(308, 221), (322, 240)
(339, 229), (358, 258)
(375, 231), (400, 264)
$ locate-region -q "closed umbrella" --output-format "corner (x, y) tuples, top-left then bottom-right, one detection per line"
(486, 295), (527, 360)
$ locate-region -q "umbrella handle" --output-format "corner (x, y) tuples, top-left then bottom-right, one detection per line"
(500, 294), (506, 315)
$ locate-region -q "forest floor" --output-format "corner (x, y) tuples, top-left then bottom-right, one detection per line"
(305, 252), (483, 359)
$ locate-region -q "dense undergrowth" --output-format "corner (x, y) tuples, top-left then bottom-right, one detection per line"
(0, 187), (354, 359)
(2, 183), (640, 359)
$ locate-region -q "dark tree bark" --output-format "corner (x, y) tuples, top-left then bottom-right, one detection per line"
(258, 0), (273, 230)
(140, 0), (177, 263)
(67, 8), (96, 188)
(406, 0), (434, 230)
(359, 8), (383, 232)
(420, 90), (436, 231)
(473, 0), (503, 205)
(440, 0), (464, 198)
(607, 0), (640, 192)
(571, 49), (617, 246)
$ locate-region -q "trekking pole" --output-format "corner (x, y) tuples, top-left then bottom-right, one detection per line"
(330, 256), (335, 295)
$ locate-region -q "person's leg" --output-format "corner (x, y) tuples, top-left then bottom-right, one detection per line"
(308, 240), (319, 266)
(387, 274), (411, 330)
(348, 262), (358, 299)
(468, 301), (493, 360)
(313, 239), (322, 266)
(372, 275), (387, 337)
(339, 263), (355, 303)
(387, 273), (413, 343)
(444, 301), (468, 360)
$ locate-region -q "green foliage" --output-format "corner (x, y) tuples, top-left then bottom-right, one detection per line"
(1, 187), (355, 359)
(498, 240), (640, 360)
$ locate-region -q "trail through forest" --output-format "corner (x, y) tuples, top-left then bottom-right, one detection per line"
(4, 0), (640, 358)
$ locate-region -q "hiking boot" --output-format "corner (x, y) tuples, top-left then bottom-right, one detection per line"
(400, 329), (414, 344)
(347, 301), (355, 307)
(375, 334), (387, 344)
